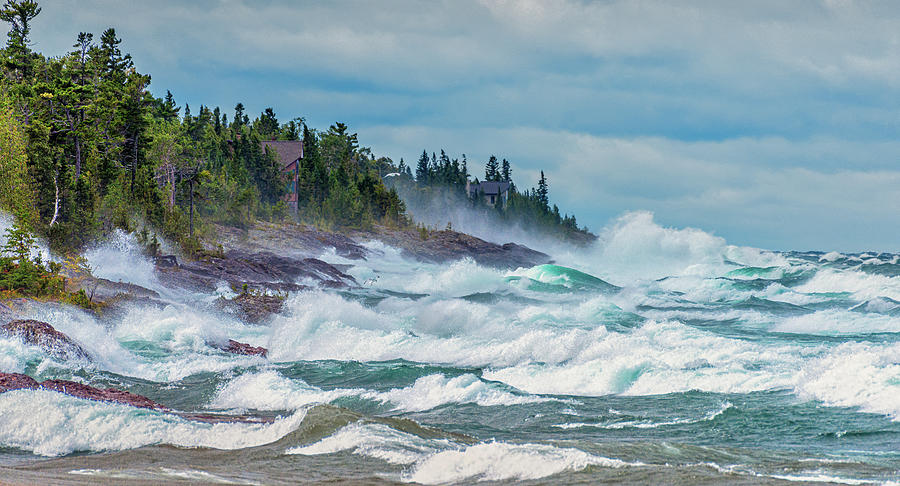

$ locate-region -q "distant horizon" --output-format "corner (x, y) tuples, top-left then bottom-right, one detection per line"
(23, 0), (900, 252)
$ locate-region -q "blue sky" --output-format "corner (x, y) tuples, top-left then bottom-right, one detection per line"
(27, 0), (900, 251)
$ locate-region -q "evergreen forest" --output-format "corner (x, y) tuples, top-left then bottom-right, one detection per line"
(0, 0), (593, 264)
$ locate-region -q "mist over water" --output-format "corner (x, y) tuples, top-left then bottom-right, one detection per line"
(391, 181), (582, 254)
(2, 211), (900, 484)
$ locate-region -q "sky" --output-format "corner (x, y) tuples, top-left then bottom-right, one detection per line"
(22, 0), (900, 251)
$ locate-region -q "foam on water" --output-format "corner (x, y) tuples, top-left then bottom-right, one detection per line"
(0, 300), (267, 382)
(83, 229), (160, 293)
(554, 211), (786, 285)
(0, 389), (306, 456)
(69, 468), (258, 485)
(264, 287), (900, 420)
(210, 370), (362, 411)
(797, 341), (900, 419)
(5, 208), (900, 482)
(369, 373), (547, 411)
(287, 422), (444, 465)
(211, 371), (547, 413)
(406, 442), (630, 484)
(772, 309), (900, 335)
(795, 268), (900, 302)
(554, 401), (733, 430)
(287, 422), (631, 484)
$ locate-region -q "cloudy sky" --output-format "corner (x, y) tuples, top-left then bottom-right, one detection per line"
(27, 0), (900, 251)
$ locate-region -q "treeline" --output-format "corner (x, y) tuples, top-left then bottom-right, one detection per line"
(0, 0), (407, 255)
(388, 150), (594, 243)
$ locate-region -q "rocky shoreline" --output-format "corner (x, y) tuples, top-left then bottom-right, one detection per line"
(0, 319), (270, 423)
(0, 221), (552, 422)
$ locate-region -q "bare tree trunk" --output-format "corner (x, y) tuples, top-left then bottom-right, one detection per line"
(167, 164), (175, 209)
(49, 173), (60, 227)
(74, 137), (82, 179)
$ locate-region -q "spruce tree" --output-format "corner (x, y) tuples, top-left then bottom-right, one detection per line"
(162, 90), (180, 121)
(415, 149), (429, 184)
(537, 170), (549, 210)
(258, 107), (278, 139)
(233, 103), (245, 130)
(0, 0), (41, 80)
(485, 155), (499, 181)
(501, 158), (511, 182)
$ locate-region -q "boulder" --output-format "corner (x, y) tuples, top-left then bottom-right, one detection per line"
(0, 372), (40, 392)
(39, 379), (165, 410)
(354, 226), (553, 269)
(0, 372), (271, 423)
(215, 339), (268, 358)
(1, 319), (91, 361)
(0, 373), (162, 409)
(213, 222), (369, 261)
(155, 254), (178, 268)
(217, 293), (287, 324)
(155, 250), (357, 294)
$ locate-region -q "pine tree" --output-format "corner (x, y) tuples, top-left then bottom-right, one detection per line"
(501, 158), (511, 182)
(0, 0), (41, 80)
(233, 103), (245, 130)
(484, 155), (500, 181)
(461, 154), (468, 183)
(98, 28), (132, 83)
(537, 170), (549, 210)
(415, 149), (429, 184)
(72, 32), (93, 86)
(258, 107), (278, 139)
(162, 90), (180, 121)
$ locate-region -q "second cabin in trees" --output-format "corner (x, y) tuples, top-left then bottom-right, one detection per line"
(260, 140), (303, 212)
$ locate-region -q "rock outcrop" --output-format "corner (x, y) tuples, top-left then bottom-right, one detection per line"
(217, 293), (288, 323)
(0, 372), (162, 409)
(0, 372), (40, 392)
(214, 339), (268, 357)
(0, 372), (272, 423)
(155, 250), (357, 293)
(67, 276), (161, 304)
(214, 222), (369, 261)
(40, 379), (165, 409)
(355, 226), (553, 269)
(1, 320), (91, 361)
(214, 220), (552, 270)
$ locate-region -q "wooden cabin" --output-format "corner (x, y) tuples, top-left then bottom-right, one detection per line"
(466, 181), (511, 208)
(260, 140), (303, 212)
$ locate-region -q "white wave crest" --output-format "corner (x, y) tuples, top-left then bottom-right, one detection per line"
(83, 229), (160, 293)
(565, 211), (785, 285)
(211, 371), (547, 413)
(0, 389), (305, 456)
(406, 441), (628, 484)
(287, 422), (631, 484)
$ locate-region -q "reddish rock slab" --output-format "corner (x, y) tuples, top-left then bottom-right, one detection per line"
(1, 319), (91, 361)
(219, 339), (268, 358)
(0, 372), (41, 393)
(39, 379), (166, 410)
(0, 373), (270, 424)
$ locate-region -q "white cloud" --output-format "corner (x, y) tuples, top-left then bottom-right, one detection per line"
(361, 124), (900, 250)
(22, 0), (900, 250)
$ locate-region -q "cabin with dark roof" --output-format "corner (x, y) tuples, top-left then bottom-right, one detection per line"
(466, 180), (511, 208)
(260, 140), (303, 212)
